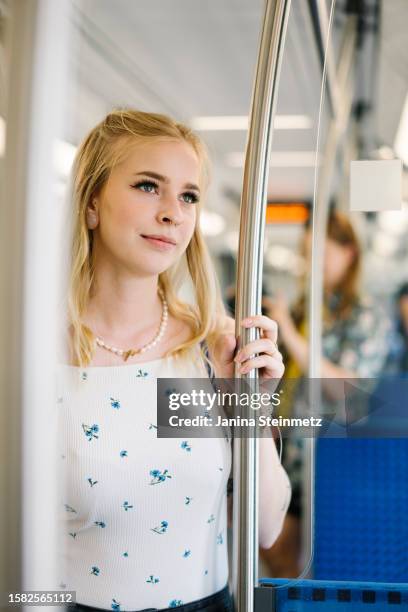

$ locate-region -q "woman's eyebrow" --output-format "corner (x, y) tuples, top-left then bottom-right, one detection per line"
(133, 171), (200, 192)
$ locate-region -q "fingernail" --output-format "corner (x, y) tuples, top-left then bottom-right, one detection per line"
(242, 319), (254, 327)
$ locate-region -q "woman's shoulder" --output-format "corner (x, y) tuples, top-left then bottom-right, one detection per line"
(204, 316), (235, 350)
(62, 318), (195, 366)
(224, 316), (235, 330)
(165, 316), (202, 356)
(62, 315), (235, 367)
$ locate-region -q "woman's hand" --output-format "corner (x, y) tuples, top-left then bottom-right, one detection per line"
(262, 292), (290, 326)
(262, 292), (296, 341)
(210, 316), (284, 381)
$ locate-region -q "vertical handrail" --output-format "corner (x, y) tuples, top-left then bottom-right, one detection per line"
(309, 10), (356, 382)
(232, 1), (291, 611)
(302, 0), (338, 576)
(304, 6), (357, 575)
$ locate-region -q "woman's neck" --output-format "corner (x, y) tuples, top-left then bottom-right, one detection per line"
(83, 271), (163, 344)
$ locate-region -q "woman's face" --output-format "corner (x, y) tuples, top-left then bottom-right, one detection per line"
(89, 139), (200, 276)
(323, 238), (355, 290)
(304, 233), (355, 290)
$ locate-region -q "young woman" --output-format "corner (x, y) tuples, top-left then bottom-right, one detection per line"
(57, 109), (291, 612)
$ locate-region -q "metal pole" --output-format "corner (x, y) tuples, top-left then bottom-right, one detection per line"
(310, 15), (357, 376)
(303, 11), (357, 576)
(232, 1), (291, 611)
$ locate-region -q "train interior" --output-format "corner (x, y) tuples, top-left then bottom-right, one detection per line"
(1, 0), (408, 609)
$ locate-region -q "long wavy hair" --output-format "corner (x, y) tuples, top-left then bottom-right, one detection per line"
(292, 209), (362, 326)
(68, 108), (227, 367)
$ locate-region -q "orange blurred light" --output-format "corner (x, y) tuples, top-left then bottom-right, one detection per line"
(266, 203), (309, 224)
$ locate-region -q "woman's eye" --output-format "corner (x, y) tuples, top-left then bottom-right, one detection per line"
(181, 192), (199, 204)
(133, 180), (158, 193)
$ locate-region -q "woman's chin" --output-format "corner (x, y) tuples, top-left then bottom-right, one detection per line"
(130, 261), (177, 277)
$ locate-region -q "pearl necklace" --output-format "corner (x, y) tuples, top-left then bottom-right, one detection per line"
(95, 287), (168, 362)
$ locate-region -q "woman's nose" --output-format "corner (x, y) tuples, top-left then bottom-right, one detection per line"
(157, 195), (183, 226)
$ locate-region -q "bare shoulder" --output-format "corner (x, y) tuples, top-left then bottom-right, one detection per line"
(222, 316), (235, 334)
(208, 317), (235, 345)
(208, 317), (235, 353)
(166, 315), (194, 347)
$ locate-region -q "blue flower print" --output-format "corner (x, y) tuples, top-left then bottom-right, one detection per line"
(207, 514), (215, 524)
(110, 397), (121, 410)
(123, 552), (128, 558)
(94, 521), (106, 528)
(136, 369), (148, 378)
(151, 520), (168, 534)
(169, 600), (183, 608)
(216, 531), (224, 545)
(182, 550), (191, 558)
(81, 371), (88, 381)
(218, 467), (223, 472)
(149, 469), (172, 485)
(111, 599), (121, 611)
(148, 423), (158, 430)
(122, 501), (133, 511)
(180, 441), (191, 452)
(204, 570), (208, 576)
(69, 532), (77, 538)
(64, 504), (77, 513)
(146, 575), (160, 584)
(82, 423), (99, 441)
(165, 387), (178, 397)
(87, 477), (98, 487)
(90, 566), (100, 576)
(185, 497), (193, 505)
(120, 450), (128, 457)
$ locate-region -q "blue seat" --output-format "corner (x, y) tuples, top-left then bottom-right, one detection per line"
(313, 377), (408, 582)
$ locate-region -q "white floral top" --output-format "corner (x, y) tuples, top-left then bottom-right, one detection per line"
(56, 345), (231, 611)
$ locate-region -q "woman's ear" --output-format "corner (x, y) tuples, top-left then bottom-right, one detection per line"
(86, 198), (99, 230)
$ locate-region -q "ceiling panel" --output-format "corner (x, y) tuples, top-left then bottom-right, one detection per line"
(66, 0), (325, 215)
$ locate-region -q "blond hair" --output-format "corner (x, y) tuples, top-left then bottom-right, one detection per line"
(68, 108), (227, 367)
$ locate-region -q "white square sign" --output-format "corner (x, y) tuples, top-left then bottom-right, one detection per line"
(350, 159), (402, 212)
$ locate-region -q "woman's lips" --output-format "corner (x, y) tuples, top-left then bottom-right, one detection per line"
(141, 235), (177, 251)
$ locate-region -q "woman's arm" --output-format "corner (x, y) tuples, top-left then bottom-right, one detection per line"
(264, 295), (359, 402)
(226, 432), (291, 549)
(281, 320), (358, 378)
(258, 429), (291, 549)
